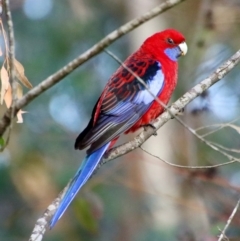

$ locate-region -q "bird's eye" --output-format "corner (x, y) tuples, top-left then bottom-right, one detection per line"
(167, 38), (174, 44)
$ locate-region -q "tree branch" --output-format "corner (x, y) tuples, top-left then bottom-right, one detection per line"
(218, 197), (240, 241)
(140, 146), (238, 169)
(104, 49), (240, 165)
(0, 0), (185, 138)
(3, 0), (15, 83)
(2, 0), (17, 147)
(103, 49), (240, 162)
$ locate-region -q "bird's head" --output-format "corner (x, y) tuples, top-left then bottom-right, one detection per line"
(142, 29), (187, 61)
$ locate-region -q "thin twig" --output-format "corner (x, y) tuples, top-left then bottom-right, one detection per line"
(205, 140), (240, 154)
(140, 146), (237, 169)
(218, 198), (240, 241)
(2, 0), (14, 79)
(195, 116), (240, 138)
(2, 0), (17, 148)
(0, 0), (186, 138)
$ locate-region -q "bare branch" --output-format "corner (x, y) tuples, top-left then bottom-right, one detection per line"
(195, 116), (240, 138)
(0, 0), (185, 138)
(103, 49), (240, 163)
(218, 198), (240, 241)
(104, 49), (240, 166)
(206, 140), (240, 154)
(29, 185), (70, 241)
(2, 0), (14, 82)
(140, 146), (237, 169)
(2, 0), (16, 147)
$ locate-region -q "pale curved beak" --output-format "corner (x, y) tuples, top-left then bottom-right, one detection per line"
(178, 42), (188, 56)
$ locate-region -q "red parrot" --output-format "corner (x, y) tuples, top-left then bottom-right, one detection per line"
(50, 28), (187, 228)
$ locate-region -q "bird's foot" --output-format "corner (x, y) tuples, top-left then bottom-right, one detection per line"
(171, 107), (185, 119)
(178, 107), (185, 115)
(142, 123), (158, 136)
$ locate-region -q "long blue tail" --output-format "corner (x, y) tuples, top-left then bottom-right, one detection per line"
(50, 142), (110, 228)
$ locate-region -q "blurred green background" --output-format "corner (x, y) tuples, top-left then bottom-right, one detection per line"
(1, 0), (240, 240)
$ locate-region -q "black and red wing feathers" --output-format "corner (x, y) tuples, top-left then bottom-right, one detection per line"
(75, 55), (163, 154)
(101, 58), (159, 112)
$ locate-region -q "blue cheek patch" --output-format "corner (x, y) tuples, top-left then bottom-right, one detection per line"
(164, 47), (180, 62)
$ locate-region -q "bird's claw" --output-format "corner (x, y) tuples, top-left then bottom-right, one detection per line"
(178, 107), (184, 115)
(171, 107), (185, 119)
(142, 123), (158, 136)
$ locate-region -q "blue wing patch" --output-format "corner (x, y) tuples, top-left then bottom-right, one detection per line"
(133, 62), (164, 104)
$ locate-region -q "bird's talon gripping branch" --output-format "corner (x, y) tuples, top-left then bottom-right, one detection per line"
(50, 29), (187, 228)
(170, 107), (184, 119)
(143, 123), (158, 136)
(177, 107), (185, 115)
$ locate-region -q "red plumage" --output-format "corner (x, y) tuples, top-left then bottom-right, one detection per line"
(126, 50), (178, 133)
(75, 29), (186, 151)
(127, 30), (184, 132)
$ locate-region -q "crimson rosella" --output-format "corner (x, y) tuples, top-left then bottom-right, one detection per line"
(50, 28), (187, 228)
